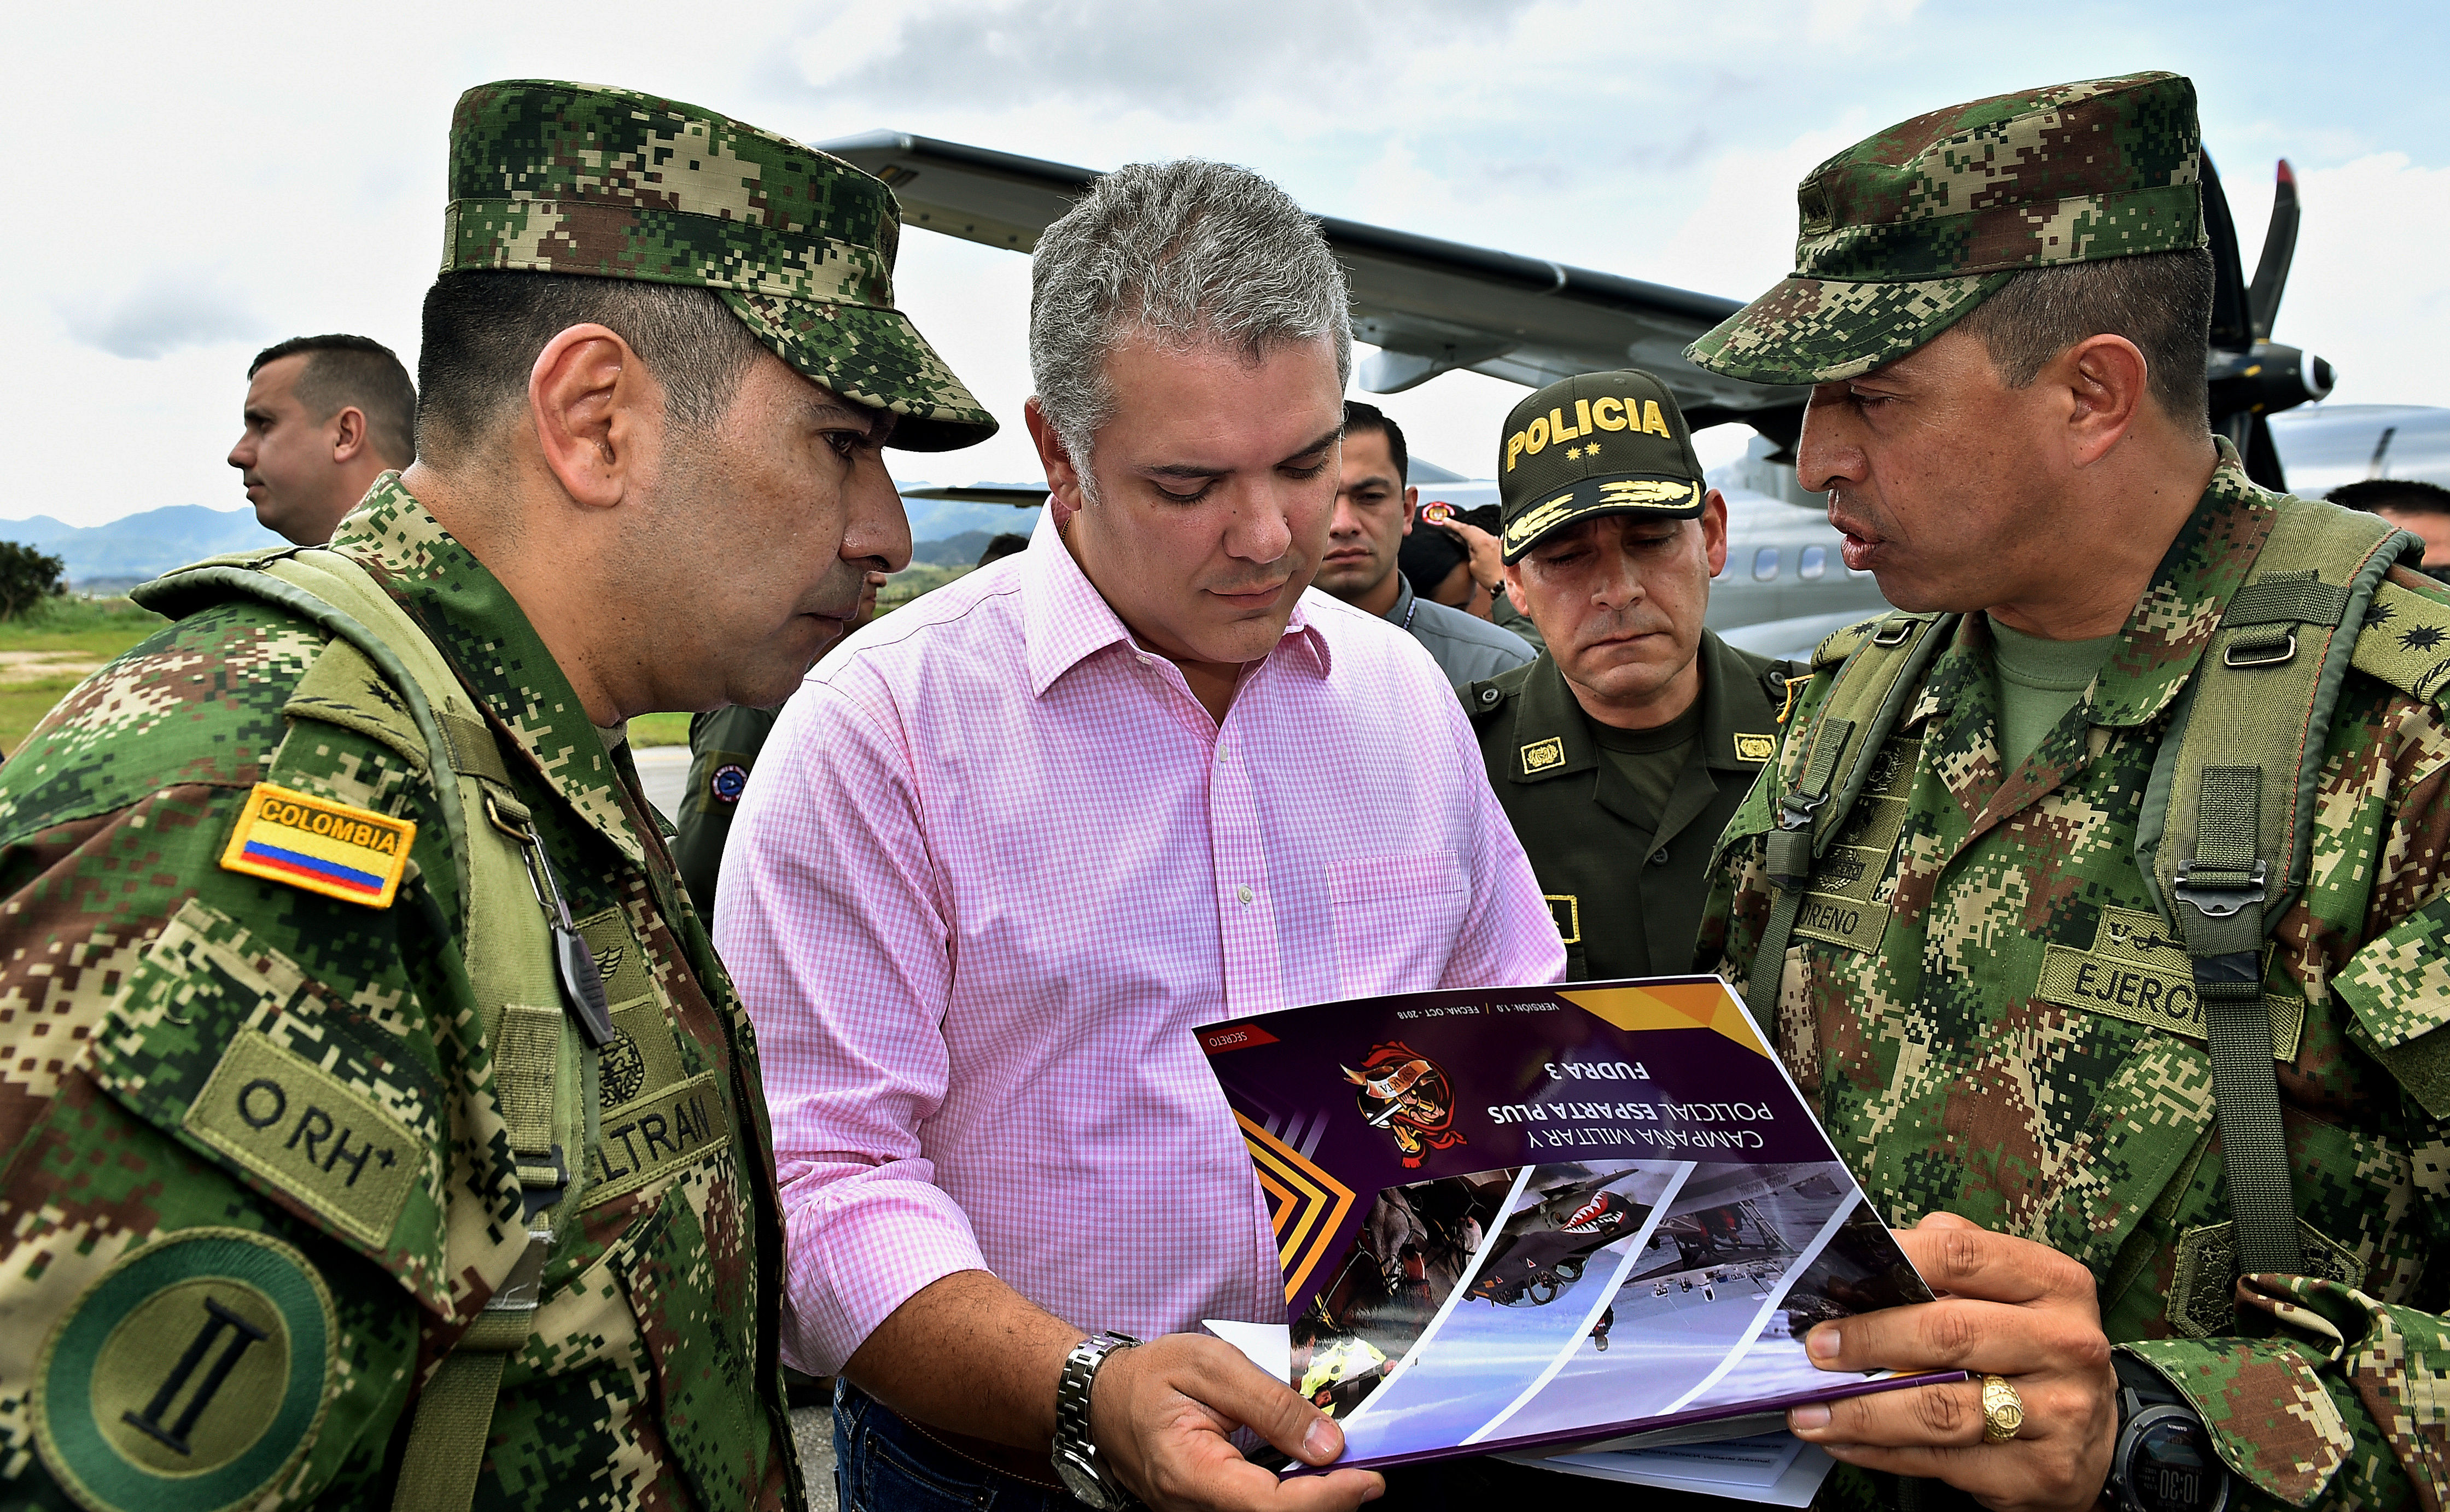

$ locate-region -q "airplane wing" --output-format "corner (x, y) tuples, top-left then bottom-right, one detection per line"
(819, 131), (1810, 437)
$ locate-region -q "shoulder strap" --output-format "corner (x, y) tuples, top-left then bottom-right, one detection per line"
(138, 549), (604, 1512)
(2146, 500), (2412, 1279)
(1743, 612), (1957, 1027)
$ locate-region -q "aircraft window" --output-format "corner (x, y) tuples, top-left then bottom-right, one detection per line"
(1799, 545), (1827, 581)
(1752, 546), (1780, 582)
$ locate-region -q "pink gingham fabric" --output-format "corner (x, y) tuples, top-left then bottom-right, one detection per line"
(716, 509), (1565, 1374)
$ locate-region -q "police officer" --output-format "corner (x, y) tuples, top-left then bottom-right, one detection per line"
(1467, 370), (1789, 980)
(0, 79), (993, 1511)
(1689, 73), (2450, 1512)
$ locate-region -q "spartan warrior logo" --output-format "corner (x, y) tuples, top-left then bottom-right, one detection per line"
(1343, 1041), (1465, 1168)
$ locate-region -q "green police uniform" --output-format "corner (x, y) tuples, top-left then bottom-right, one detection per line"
(676, 704), (781, 918)
(0, 80), (991, 1512)
(1469, 632), (1785, 980)
(1690, 72), (2450, 1512)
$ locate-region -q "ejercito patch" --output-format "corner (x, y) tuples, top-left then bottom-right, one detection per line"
(32, 1227), (336, 1512)
(2036, 904), (2305, 1061)
(219, 783), (413, 908)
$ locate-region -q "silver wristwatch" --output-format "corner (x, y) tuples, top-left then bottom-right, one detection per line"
(1051, 1331), (1139, 1510)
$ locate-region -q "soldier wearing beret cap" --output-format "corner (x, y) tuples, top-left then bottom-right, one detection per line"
(0, 80), (990, 1511)
(1691, 71), (2450, 1512)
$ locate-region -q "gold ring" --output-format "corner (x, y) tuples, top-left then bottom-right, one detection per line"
(1980, 1374), (2026, 1443)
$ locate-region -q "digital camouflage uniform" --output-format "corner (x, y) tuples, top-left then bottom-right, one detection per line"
(1689, 72), (2450, 1512)
(0, 78), (990, 1512)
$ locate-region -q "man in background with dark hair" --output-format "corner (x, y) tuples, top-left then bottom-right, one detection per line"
(228, 332), (418, 543)
(0, 80), (992, 1512)
(1691, 73), (2450, 1512)
(2331, 477), (2450, 578)
(1319, 400), (1531, 690)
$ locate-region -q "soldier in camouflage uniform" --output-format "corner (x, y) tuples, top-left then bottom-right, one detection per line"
(1688, 72), (2450, 1512)
(0, 79), (992, 1512)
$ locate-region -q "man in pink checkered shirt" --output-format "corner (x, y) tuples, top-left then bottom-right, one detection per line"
(717, 160), (1564, 1512)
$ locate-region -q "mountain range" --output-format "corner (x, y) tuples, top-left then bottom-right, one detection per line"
(2, 494), (1043, 591)
(0, 505), (285, 588)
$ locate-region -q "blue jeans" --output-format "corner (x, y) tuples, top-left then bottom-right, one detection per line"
(833, 1381), (1099, 1512)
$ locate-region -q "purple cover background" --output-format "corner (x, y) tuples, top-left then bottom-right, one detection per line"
(1205, 976), (1845, 1321)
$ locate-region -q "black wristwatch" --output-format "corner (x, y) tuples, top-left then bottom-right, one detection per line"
(2105, 1355), (2231, 1512)
(1052, 1332), (1139, 1510)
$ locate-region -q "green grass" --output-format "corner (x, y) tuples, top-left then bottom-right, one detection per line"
(876, 562), (973, 613)
(0, 589), (1005, 755)
(0, 677), (85, 755)
(0, 599), (168, 753)
(0, 596), (168, 657)
(628, 712), (692, 748)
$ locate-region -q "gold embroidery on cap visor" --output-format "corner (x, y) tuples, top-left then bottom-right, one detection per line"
(1501, 478), (1704, 559)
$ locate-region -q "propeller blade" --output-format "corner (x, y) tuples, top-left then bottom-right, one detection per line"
(2247, 160), (2300, 341)
(2200, 154), (2254, 352)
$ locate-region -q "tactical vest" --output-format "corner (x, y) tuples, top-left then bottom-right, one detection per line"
(139, 547), (614, 1512)
(1745, 502), (2419, 1282)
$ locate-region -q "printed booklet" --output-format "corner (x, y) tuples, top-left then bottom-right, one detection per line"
(1195, 974), (1958, 1480)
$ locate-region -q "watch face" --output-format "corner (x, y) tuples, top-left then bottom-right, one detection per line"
(2127, 1414), (2229, 1512)
(1054, 1449), (1117, 1510)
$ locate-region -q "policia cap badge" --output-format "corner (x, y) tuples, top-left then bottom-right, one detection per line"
(1496, 369), (1709, 564)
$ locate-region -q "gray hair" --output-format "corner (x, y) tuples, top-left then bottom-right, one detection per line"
(1029, 159), (1352, 499)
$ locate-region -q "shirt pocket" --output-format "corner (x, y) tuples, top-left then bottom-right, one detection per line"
(1326, 851), (1469, 997)
(2332, 894), (2450, 1117)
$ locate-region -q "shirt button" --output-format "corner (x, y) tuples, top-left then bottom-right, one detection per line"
(1237, 885), (1254, 906)
(1649, 848), (1671, 866)
(1480, 688), (1500, 704)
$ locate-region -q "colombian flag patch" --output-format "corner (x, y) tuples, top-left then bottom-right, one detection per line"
(220, 783), (415, 908)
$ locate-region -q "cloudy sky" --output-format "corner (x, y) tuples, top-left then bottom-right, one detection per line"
(11, 0), (2446, 528)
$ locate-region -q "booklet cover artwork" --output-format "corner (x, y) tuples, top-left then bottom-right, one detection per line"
(1199, 976), (1952, 1470)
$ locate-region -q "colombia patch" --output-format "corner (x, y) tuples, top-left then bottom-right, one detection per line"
(220, 783), (413, 908)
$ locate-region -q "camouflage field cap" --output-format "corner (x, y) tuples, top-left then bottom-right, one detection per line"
(1687, 72), (2205, 386)
(445, 80), (995, 451)
(1497, 370), (1707, 563)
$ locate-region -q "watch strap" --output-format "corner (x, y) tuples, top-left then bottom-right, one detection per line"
(1053, 1332), (1139, 1508)
(2113, 1353), (2192, 1415)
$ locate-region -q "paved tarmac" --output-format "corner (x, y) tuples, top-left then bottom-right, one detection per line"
(633, 743), (690, 823)
(792, 1406), (840, 1510)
